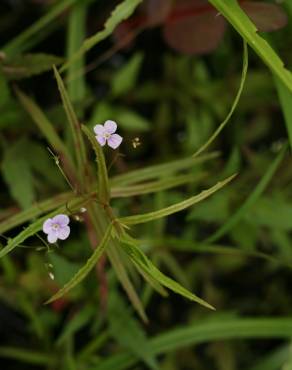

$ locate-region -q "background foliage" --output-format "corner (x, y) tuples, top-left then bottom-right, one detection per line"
(1, 0), (292, 369)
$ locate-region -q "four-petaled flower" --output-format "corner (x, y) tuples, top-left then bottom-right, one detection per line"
(43, 214), (70, 244)
(94, 120), (123, 149)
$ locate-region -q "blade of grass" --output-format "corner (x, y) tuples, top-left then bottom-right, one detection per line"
(275, 77), (292, 149)
(119, 174), (236, 225)
(95, 317), (292, 370)
(110, 152), (219, 186)
(208, 0), (292, 93)
(45, 223), (113, 304)
(193, 41), (248, 157)
(61, 0), (142, 72)
(206, 145), (287, 243)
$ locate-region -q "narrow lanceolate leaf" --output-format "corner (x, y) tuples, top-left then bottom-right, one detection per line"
(111, 174), (204, 198)
(120, 233), (214, 310)
(61, 0), (143, 72)
(208, 0), (292, 93)
(45, 224), (113, 304)
(111, 152), (219, 186)
(53, 66), (87, 187)
(206, 145), (287, 243)
(0, 195), (89, 259)
(2, 53), (63, 80)
(82, 125), (110, 203)
(119, 174), (236, 225)
(16, 88), (76, 178)
(275, 77), (292, 150)
(107, 243), (148, 323)
(193, 41), (248, 157)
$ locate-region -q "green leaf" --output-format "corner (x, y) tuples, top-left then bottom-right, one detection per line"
(117, 109), (150, 132)
(111, 173), (204, 198)
(106, 243), (148, 323)
(61, 0), (143, 71)
(120, 233), (214, 310)
(96, 317), (292, 370)
(275, 77), (292, 149)
(66, 2), (87, 103)
(109, 293), (159, 370)
(53, 66), (87, 185)
(82, 125), (110, 203)
(118, 174), (236, 225)
(111, 53), (144, 97)
(3, 0), (75, 57)
(111, 152), (219, 186)
(2, 53), (63, 80)
(45, 223), (113, 304)
(208, 0), (292, 93)
(206, 145), (287, 243)
(1, 140), (35, 209)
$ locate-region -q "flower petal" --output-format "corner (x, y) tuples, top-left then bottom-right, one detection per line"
(43, 218), (53, 234)
(104, 120), (117, 134)
(93, 124), (105, 135)
(47, 232), (58, 244)
(96, 135), (106, 146)
(107, 133), (123, 149)
(57, 226), (70, 240)
(53, 214), (70, 226)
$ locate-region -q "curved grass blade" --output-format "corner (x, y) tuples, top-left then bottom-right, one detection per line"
(82, 125), (109, 203)
(206, 145), (287, 243)
(208, 0), (292, 93)
(45, 223), (112, 304)
(120, 233), (214, 310)
(275, 77), (292, 150)
(119, 174), (236, 225)
(61, 0), (142, 72)
(111, 152), (219, 186)
(193, 41), (248, 157)
(96, 317), (292, 370)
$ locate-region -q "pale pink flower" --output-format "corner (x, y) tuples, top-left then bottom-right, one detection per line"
(94, 120), (123, 149)
(43, 214), (70, 244)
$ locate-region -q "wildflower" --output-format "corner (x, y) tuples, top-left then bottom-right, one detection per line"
(43, 214), (70, 244)
(94, 120), (123, 149)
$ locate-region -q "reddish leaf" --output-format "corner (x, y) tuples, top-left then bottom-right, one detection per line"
(241, 2), (288, 32)
(145, 0), (173, 26)
(163, 10), (226, 55)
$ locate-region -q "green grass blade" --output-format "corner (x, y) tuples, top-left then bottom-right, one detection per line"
(61, 0), (142, 72)
(3, 0), (75, 57)
(110, 152), (219, 186)
(53, 66), (87, 187)
(82, 125), (110, 203)
(193, 41), (248, 157)
(16, 88), (76, 177)
(66, 2), (87, 102)
(95, 317), (292, 370)
(45, 223), (113, 304)
(107, 243), (147, 322)
(275, 77), (292, 149)
(121, 233), (214, 310)
(206, 145), (287, 243)
(208, 0), (292, 92)
(0, 347), (54, 366)
(119, 174), (236, 225)
(111, 174), (205, 198)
